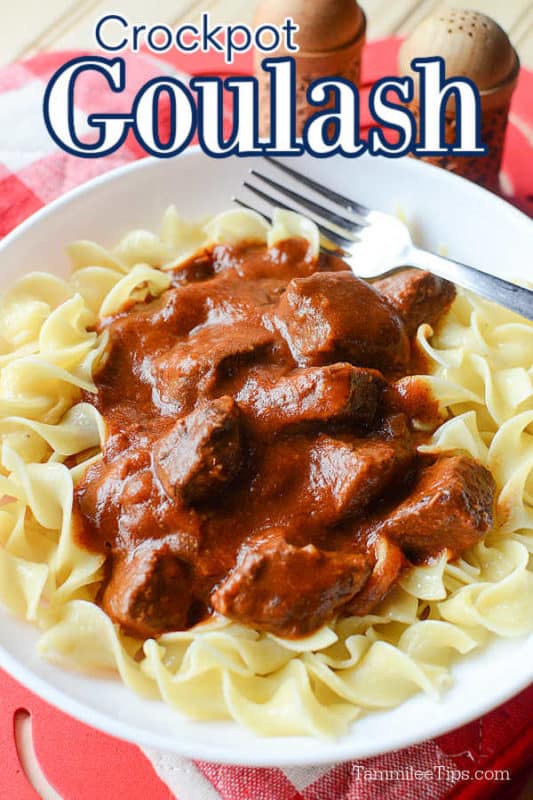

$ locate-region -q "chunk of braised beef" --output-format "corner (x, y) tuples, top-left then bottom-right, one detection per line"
(76, 449), (152, 541)
(384, 376), (440, 427)
(101, 538), (193, 638)
(210, 528), (372, 637)
(212, 238), (317, 280)
(101, 283), (207, 341)
(374, 269), (456, 337)
(377, 455), (495, 558)
(307, 423), (413, 523)
(276, 271), (410, 373)
(237, 363), (386, 436)
(154, 396), (242, 504)
(153, 323), (273, 412)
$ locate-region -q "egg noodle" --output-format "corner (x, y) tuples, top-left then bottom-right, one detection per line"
(0, 208), (531, 737)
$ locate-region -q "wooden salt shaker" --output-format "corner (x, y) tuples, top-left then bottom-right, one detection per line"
(255, 0), (366, 138)
(399, 9), (520, 191)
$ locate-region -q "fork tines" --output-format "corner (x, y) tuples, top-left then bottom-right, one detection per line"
(233, 158), (371, 254)
(264, 157), (371, 220)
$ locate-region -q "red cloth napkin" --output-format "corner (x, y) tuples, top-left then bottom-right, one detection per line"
(0, 46), (531, 800)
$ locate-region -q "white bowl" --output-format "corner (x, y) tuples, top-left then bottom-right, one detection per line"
(0, 149), (532, 766)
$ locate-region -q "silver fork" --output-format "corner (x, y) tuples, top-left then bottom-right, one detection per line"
(233, 157), (533, 322)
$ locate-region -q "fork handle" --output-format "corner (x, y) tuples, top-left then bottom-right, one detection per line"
(409, 247), (533, 322)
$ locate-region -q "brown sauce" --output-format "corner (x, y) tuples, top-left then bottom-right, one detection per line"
(74, 238), (495, 640)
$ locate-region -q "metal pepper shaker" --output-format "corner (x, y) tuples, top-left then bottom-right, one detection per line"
(254, 0), (366, 138)
(399, 9), (520, 191)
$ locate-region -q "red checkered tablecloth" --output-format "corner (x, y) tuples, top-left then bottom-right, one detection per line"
(0, 44), (531, 800)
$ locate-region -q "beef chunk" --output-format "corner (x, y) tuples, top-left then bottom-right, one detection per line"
(251, 415), (414, 527)
(308, 427), (413, 523)
(102, 538), (193, 638)
(154, 396), (242, 504)
(378, 455), (495, 558)
(102, 283), (207, 340)
(384, 376), (440, 427)
(210, 528), (372, 637)
(212, 238), (317, 280)
(374, 269), (456, 337)
(237, 363), (386, 436)
(345, 535), (405, 616)
(153, 322), (273, 412)
(276, 271), (410, 372)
